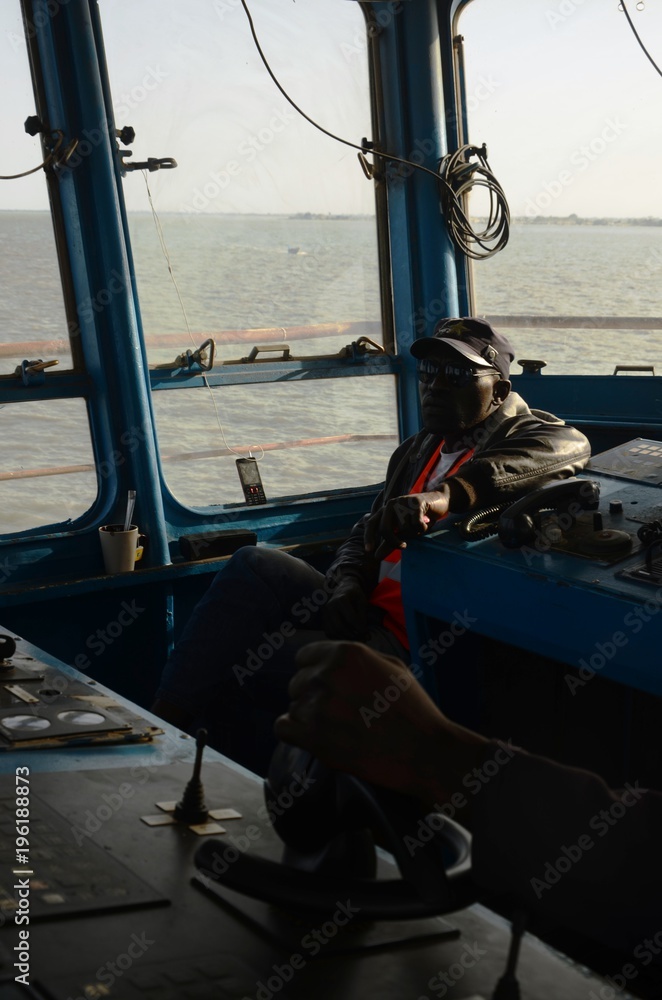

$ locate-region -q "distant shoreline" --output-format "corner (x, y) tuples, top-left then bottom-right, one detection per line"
(1, 208), (660, 226)
(508, 216), (662, 227)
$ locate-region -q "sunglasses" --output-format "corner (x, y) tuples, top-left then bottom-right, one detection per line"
(417, 358), (499, 388)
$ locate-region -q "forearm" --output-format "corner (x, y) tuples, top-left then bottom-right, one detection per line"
(327, 514), (378, 592)
(470, 743), (661, 951)
(415, 721), (490, 825)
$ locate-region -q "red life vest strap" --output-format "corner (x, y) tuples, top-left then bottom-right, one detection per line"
(369, 442), (475, 649)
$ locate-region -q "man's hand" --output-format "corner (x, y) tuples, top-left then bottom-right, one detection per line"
(364, 488), (450, 561)
(274, 641), (487, 814)
(322, 578), (370, 640)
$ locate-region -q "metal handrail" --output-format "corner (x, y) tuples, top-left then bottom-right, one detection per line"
(0, 321), (383, 359)
(0, 433), (397, 483)
(2, 316), (661, 359)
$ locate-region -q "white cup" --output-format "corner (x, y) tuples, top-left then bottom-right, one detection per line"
(99, 524), (144, 574)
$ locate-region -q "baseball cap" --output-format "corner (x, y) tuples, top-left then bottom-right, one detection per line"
(410, 317), (515, 380)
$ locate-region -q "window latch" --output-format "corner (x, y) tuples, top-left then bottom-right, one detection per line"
(120, 154), (178, 173)
(151, 339), (215, 373)
(338, 336), (385, 360)
(15, 359), (59, 386)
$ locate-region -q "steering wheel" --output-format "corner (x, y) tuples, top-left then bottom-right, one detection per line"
(195, 743), (477, 919)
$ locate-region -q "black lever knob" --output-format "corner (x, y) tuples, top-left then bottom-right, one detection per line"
(0, 634), (17, 662)
(174, 729), (210, 825)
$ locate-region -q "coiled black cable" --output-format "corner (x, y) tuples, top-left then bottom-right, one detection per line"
(456, 502), (509, 541)
(239, 0), (510, 261)
(438, 144), (510, 260)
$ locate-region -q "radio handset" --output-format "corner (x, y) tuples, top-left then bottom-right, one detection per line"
(194, 743), (477, 919)
(497, 477), (600, 549)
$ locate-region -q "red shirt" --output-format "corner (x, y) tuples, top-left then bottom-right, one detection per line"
(369, 443), (474, 648)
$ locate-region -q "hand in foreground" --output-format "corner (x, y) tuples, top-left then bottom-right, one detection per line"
(364, 489), (450, 561)
(322, 577), (370, 640)
(274, 641), (487, 814)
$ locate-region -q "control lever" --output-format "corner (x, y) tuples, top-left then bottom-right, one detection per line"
(195, 743), (477, 919)
(0, 634), (16, 666)
(174, 729), (210, 825)
(491, 909), (527, 999)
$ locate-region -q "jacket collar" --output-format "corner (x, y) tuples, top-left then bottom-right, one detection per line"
(410, 392), (533, 464)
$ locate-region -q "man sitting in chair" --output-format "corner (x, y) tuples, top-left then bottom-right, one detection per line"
(153, 318), (591, 772)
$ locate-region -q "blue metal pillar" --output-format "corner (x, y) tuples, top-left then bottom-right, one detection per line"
(374, 0), (461, 441)
(30, 0), (169, 567)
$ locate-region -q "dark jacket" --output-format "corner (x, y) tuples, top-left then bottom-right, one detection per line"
(327, 392), (591, 592)
(473, 740), (662, 963)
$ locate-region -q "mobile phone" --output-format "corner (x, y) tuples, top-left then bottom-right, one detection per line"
(236, 457), (267, 505)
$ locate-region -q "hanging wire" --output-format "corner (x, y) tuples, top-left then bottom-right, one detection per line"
(0, 130), (78, 180)
(619, 0), (662, 78)
(238, 0), (509, 259)
(142, 172), (264, 460)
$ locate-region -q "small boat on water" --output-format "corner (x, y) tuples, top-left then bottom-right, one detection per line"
(287, 245), (300, 254)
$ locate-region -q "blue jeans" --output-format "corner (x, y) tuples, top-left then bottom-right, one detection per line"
(156, 546), (408, 773)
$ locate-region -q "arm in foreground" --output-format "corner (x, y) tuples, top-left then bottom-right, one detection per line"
(275, 641), (662, 955)
(274, 641), (487, 816)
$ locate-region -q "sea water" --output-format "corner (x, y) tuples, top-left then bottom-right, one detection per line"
(1, 211), (661, 533)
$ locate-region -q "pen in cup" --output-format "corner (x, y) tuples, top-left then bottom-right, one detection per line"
(123, 489), (136, 532)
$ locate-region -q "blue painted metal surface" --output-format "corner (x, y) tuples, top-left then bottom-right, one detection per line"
(30, 0), (168, 561)
(402, 469), (662, 702)
(149, 353), (400, 389)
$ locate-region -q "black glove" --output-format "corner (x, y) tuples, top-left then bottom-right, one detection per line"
(322, 577), (370, 640)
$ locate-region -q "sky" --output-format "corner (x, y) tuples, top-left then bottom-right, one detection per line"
(0, 0), (661, 217)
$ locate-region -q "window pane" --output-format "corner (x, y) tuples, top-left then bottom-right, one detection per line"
(153, 377), (398, 507)
(100, 0), (383, 364)
(0, 400), (97, 534)
(127, 214), (381, 364)
(0, 5), (73, 371)
(458, 0), (662, 375)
